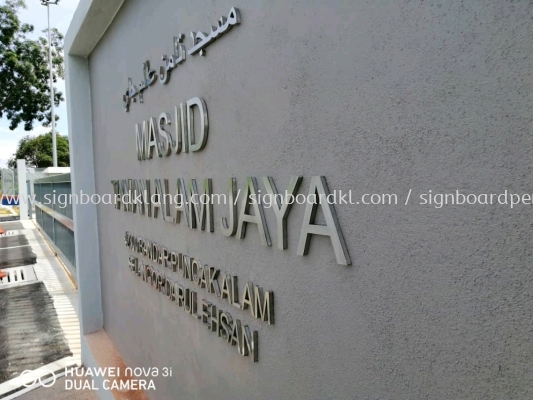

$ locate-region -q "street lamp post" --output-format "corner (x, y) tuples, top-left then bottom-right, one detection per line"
(40, 0), (60, 167)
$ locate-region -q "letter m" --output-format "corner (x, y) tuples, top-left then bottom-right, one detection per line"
(254, 285), (274, 325)
(187, 178), (213, 232)
(135, 120), (149, 160)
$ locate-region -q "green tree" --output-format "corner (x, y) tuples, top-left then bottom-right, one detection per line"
(0, 0), (64, 131)
(8, 131), (69, 168)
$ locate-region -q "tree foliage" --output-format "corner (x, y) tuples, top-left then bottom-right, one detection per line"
(0, 0), (64, 131)
(8, 131), (69, 168)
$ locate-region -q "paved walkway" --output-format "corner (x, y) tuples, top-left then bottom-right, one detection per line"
(22, 376), (97, 400)
(0, 219), (96, 399)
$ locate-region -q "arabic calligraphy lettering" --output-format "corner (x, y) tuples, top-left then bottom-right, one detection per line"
(123, 7), (241, 112)
(188, 7), (241, 56)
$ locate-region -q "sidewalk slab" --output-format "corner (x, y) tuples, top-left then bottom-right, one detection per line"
(11, 376), (97, 400)
(0, 282), (73, 382)
(0, 220), (82, 399)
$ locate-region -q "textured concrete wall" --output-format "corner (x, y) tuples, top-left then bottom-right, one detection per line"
(88, 1), (532, 399)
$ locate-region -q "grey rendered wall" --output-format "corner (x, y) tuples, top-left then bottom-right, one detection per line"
(88, 1), (532, 399)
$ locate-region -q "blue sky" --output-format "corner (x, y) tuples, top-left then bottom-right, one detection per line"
(0, 0), (80, 167)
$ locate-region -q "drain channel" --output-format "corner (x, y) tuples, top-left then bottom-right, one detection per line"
(0, 266), (38, 288)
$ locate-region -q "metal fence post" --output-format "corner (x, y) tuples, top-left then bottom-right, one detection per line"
(16, 160), (28, 220)
(51, 182), (56, 242)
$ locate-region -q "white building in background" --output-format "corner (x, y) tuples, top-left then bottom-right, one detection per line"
(41, 167), (71, 175)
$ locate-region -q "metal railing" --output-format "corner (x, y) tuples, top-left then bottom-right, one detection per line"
(33, 173), (76, 274)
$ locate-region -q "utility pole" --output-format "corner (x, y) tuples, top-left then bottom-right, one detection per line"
(41, 0), (60, 167)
